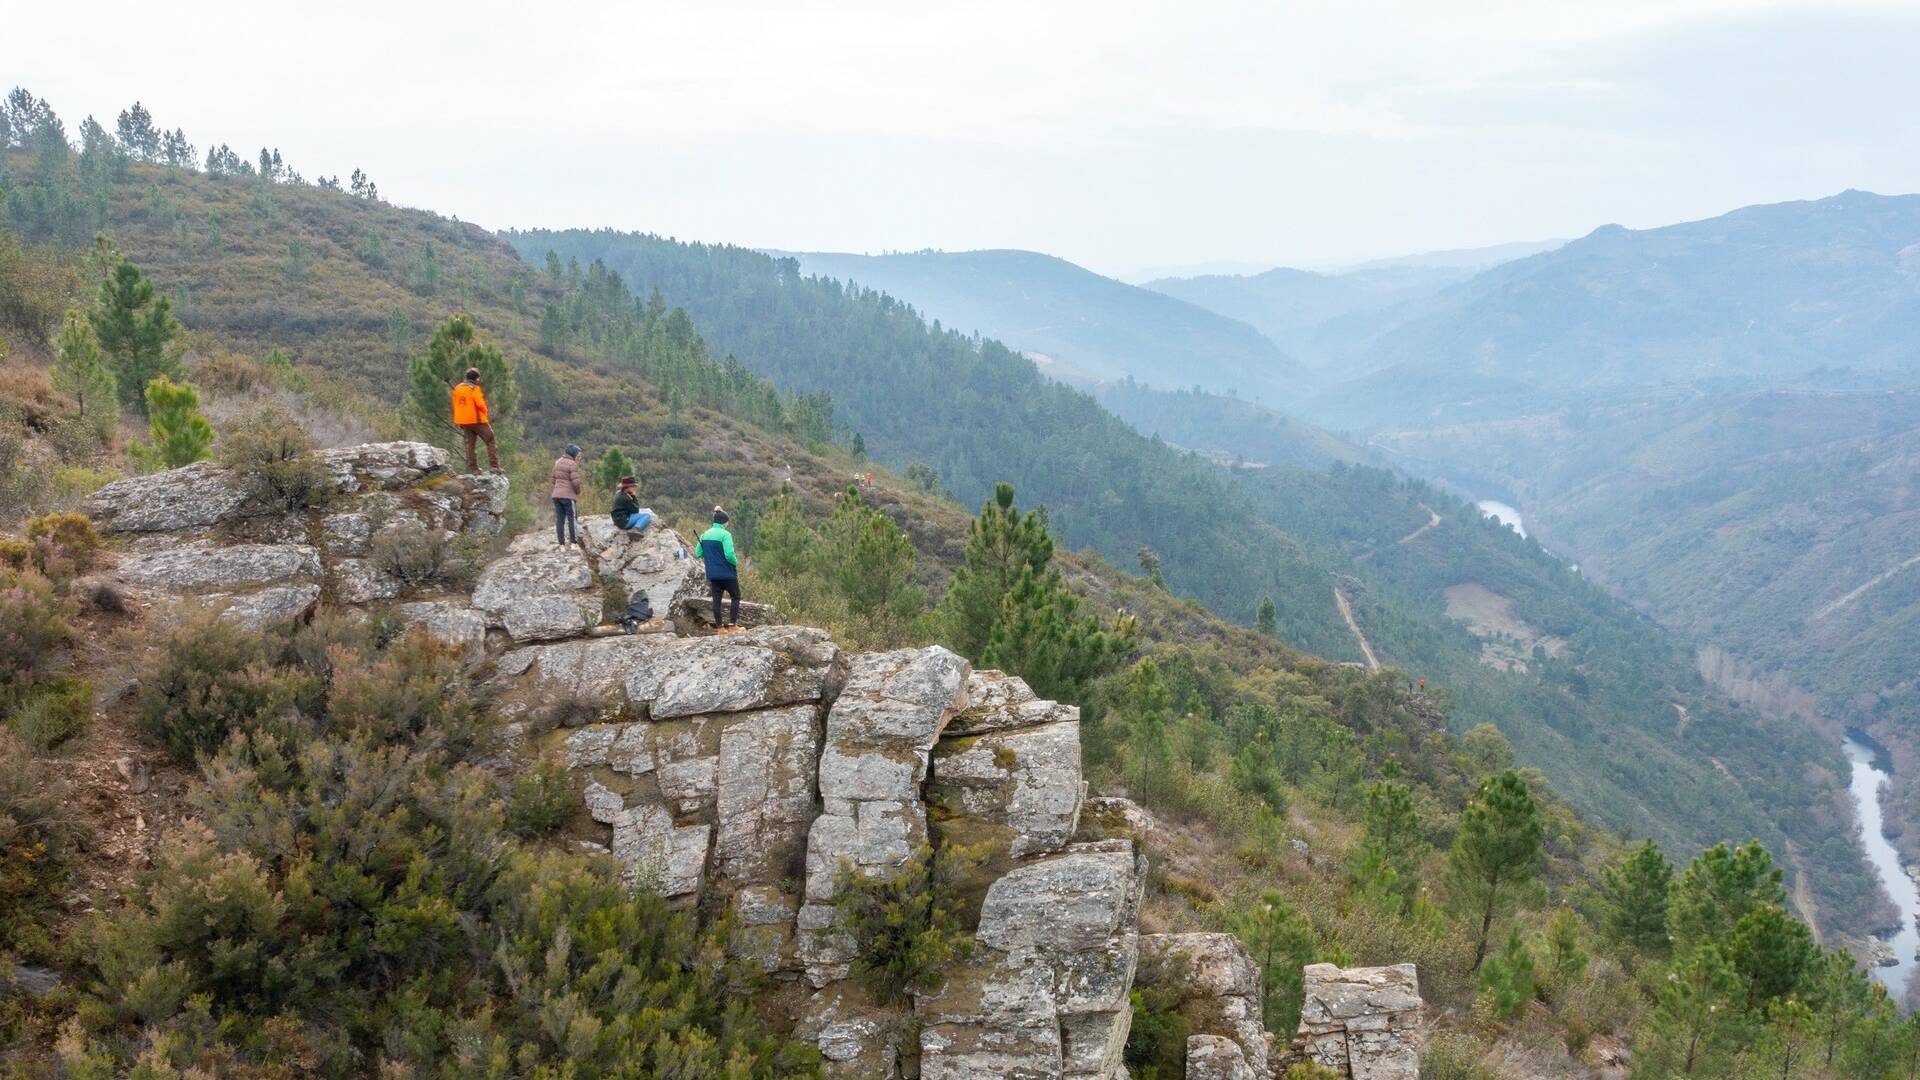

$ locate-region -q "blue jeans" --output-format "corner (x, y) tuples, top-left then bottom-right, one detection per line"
(621, 509), (653, 534)
(553, 498), (577, 543)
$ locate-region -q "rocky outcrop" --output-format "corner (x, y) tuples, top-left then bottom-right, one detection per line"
(85, 442), (506, 628)
(79, 445), (1419, 1080)
(1284, 963), (1424, 1080)
(528, 629), (1150, 1079)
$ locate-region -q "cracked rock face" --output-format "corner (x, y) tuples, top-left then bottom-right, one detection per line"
(581, 516), (700, 620)
(799, 646), (970, 986)
(930, 670), (1084, 861)
(471, 538), (602, 642)
(623, 626), (847, 719)
(85, 442), (508, 636)
(394, 601), (489, 668)
(85, 461), (255, 533)
(1290, 963), (1424, 1080)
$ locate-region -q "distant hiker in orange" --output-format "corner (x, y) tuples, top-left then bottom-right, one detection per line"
(451, 368), (499, 473)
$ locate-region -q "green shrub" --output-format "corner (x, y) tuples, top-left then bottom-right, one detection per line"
(368, 524), (471, 587)
(0, 569), (69, 704)
(1420, 1033), (1497, 1080)
(1285, 1063), (1344, 1080)
(833, 843), (979, 1003)
(323, 629), (481, 753)
(9, 675), (90, 751)
(505, 760), (576, 838)
(217, 406), (334, 511)
(23, 511), (102, 579)
(1124, 949), (1193, 1080)
(80, 728), (821, 1077)
(131, 615), (312, 761)
(0, 731), (78, 958)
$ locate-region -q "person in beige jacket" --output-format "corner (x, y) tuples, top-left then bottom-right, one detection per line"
(549, 444), (583, 545)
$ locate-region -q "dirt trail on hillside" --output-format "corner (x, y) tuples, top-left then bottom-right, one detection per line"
(1786, 841), (1823, 945)
(1333, 587), (1381, 670)
(1813, 551), (1920, 621)
(1396, 505), (1442, 546)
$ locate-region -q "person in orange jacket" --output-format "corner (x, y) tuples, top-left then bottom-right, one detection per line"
(451, 367), (499, 473)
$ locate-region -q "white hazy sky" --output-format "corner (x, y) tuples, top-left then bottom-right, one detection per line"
(10, 0), (1920, 275)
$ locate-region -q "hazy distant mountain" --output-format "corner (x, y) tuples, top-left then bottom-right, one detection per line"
(787, 248), (1310, 393)
(1142, 239), (1563, 368)
(1119, 258), (1273, 284)
(1144, 264), (1473, 366)
(1309, 190), (1920, 430)
(1329, 238), (1567, 274)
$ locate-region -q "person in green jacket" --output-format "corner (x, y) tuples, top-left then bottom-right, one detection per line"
(696, 507), (741, 628)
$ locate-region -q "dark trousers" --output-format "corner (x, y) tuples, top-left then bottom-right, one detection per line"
(460, 422), (499, 471)
(710, 577), (741, 626)
(553, 498), (577, 544)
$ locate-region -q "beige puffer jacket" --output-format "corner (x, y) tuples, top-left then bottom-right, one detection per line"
(549, 454), (583, 500)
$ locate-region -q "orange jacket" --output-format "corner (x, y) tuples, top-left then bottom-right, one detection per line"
(451, 381), (489, 426)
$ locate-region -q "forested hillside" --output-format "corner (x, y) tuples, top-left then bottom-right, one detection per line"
(513, 228), (1883, 938)
(789, 247), (1310, 392)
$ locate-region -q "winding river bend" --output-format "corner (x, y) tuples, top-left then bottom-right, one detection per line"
(1844, 731), (1918, 999)
(1476, 499), (1527, 538)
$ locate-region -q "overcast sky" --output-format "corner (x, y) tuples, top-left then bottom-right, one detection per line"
(11, 0), (1919, 276)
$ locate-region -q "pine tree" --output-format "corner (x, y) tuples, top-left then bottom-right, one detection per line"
(138, 377), (213, 468)
(1255, 594), (1276, 636)
(1227, 890), (1316, 1032)
(1352, 775), (1425, 911)
(1540, 905), (1588, 988)
(818, 486), (923, 621)
(979, 561), (1131, 703)
(160, 128), (193, 169)
(51, 308), (117, 442)
(90, 257), (181, 414)
(1477, 927), (1535, 1019)
(751, 489), (815, 582)
(1636, 944), (1747, 1078)
(1599, 839), (1672, 957)
(1668, 841), (1786, 954)
(940, 482), (1056, 659)
(1448, 770), (1544, 971)
(1725, 904), (1815, 1008)
(1136, 546), (1164, 587)
(114, 101), (159, 161)
(403, 313), (517, 452)
(590, 447), (633, 492)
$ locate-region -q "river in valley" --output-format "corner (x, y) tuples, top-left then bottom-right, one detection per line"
(1476, 499), (1527, 538)
(1844, 731), (1918, 999)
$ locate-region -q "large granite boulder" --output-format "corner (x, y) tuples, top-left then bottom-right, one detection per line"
(317, 441), (449, 492)
(799, 646), (970, 986)
(1187, 1034), (1259, 1080)
(116, 540), (320, 592)
(624, 625), (846, 719)
(497, 636), (669, 725)
(471, 536), (601, 642)
(580, 516), (699, 619)
(85, 461), (254, 533)
(394, 600), (489, 668)
(930, 670), (1084, 862)
(1289, 963), (1423, 1080)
